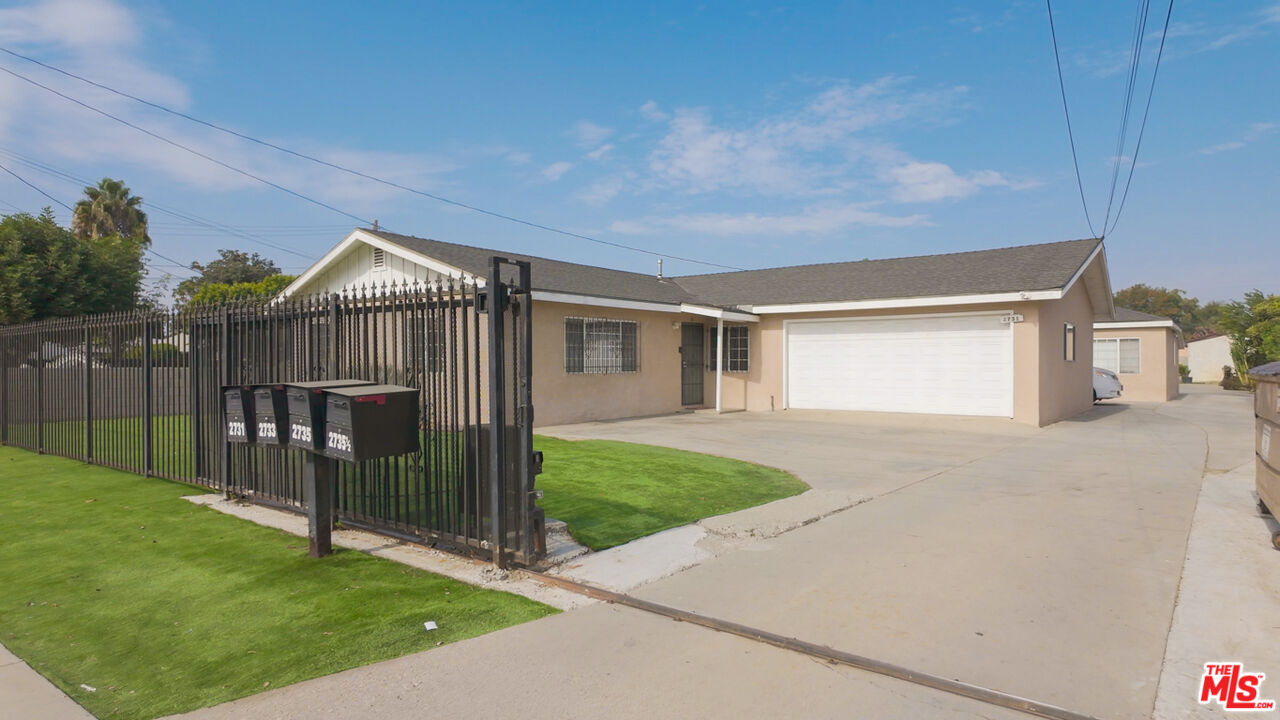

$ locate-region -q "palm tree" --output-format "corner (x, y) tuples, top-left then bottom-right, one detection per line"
(72, 178), (150, 244)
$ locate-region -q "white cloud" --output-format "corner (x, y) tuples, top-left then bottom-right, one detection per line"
(882, 162), (1014, 203)
(1199, 141), (1246, 155)
(571, 120), (613, 149)
(585, 143), (614, 161)
(646, 77), (969, 197)
(611, 203), (930, 237)
(0, 0), (454, 211)
(1198, 122), (1276, 155)
(1264, 3), (1280, 23)
(575, 175), (625, 205)
(541, 161), (573, 181)
(504, 150), (532, 165)
(639, 100), (668, 121)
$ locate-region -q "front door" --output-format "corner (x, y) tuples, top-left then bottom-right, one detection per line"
(681, 323), (704, 405)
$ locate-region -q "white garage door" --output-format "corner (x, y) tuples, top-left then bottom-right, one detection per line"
(785, 313), (1013, 417)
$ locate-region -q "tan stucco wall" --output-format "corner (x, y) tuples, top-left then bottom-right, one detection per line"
(1034, 279), (1096, 425)
(1092, 326), (1179, 402)
(702, 302), (1045, 424)
(530, 301), (693, 426)
(531, 292), (1098, 428)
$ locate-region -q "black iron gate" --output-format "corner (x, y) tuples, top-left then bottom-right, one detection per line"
(0, 257), (542, 566)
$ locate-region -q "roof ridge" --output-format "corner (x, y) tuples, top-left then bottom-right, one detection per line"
(672, 237), (1103, 280)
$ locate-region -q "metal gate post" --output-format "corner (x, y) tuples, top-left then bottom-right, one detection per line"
(515, 261), (536, 561)
(486, 257), (507, 568)
(35, 331), (43, 454)
(84, 320), (93, 462)
(142, 315), (154, 476)
(220, 307), (232, 498)
(0, 332), (8, 445)
(190, 312), (203, 480)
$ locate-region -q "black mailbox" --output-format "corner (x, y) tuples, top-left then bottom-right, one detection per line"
(283, 379), (375, 451)
(251, 384), (290, 446)
(322, 384), (420, 462)
(223, 385), (255, 443)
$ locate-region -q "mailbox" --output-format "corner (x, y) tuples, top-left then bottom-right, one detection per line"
(283, 379), (374, 451)
(322, 384), (420, 462)
(251, 384), (291, 446)
(223, 385), (255, 443)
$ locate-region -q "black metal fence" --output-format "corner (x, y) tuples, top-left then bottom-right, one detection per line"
(0, 257), (542, 566)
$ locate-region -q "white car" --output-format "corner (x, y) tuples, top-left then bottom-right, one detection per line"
(1093, 367), (1122, 402)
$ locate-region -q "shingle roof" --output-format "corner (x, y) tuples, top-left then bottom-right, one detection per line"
(365, 230), (698, 305)
(672, 238), (1102, 307)
(366, 230), (1103, 309)
(1106, 307), (1173, 323)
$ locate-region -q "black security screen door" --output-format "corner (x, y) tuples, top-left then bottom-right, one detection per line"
(681, 322), (704, 405)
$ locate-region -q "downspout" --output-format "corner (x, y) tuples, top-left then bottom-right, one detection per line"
(715, 317), (724, 414)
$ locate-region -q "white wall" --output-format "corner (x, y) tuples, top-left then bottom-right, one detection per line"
(302, 242), (453, 294)
(1186, 335), (1233, 382)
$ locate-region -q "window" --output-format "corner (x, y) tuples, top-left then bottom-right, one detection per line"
(706, 325), (750, 372)
(407, 318), (447, 373)
(564, 318), (639, 373)
(1094, 337), (1141, 374)
(1064, 323), (1076, 362)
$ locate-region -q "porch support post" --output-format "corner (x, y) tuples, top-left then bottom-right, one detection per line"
(715, 317), (723, 414)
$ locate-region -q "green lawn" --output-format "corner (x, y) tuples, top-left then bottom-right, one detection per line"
(534, 436), (808, 551)
(0, 446), (556, 720)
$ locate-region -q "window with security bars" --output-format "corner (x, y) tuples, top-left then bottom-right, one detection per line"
(407, 319), (447, 373)
(1093, 337), (1140, 374)
(706, 325), (750, 372)
(564, 317), (639, 373)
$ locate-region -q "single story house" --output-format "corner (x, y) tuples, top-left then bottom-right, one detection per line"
(1092, 307), (1181, 402)
(1185, 333), (1233, 383)
(281, 229), (1115, 427)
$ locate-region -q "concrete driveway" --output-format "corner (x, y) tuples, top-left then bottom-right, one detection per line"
(173, 390), (1256, 720)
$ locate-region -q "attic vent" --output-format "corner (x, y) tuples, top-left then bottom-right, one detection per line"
(372, 248), (386, 270)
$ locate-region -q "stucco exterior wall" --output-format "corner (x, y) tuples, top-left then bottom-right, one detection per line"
(1093, 326), (1179, 402)
(1033, 279), (1096, 426)
(700, 302), (1045, 424)
(1186, 335), (1233, 383)
(530, 301), (692, 426)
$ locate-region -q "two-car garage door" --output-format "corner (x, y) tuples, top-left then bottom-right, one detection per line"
(785, 313), (1013, 417)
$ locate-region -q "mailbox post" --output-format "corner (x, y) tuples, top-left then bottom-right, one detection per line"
(282, 380), (373, 557)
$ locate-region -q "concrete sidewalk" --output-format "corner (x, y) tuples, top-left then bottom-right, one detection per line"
(0, 643), (92, 720)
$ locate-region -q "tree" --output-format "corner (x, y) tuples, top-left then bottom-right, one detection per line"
(174, 249), (282, 304)
(72, 178), (150, 244)
(0, 209), (145, 324)
(1219, 290), (1280, 382)
(1113, 284), (1199, 327)
(187, 274), (296, 305)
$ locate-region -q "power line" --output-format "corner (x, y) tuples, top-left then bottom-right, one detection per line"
(1102, 0), (1151, 232)
(1044, 0), (1098, 238)
(0, 46), (745, 272)
(0, 161), (197, 276)
(1106, 0), (1174, 236)
(0, 158), (73, 211)
(0, 62), (374, 229)
(0, 148), (317, 260)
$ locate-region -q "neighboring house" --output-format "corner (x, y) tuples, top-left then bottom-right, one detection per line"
(1186, 333), (1233, 383)
(281, 229), (1115, 427)
(1092, 307), (1181, 402)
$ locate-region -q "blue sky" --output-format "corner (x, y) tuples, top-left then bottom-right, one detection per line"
(0, 0), (1275, 302)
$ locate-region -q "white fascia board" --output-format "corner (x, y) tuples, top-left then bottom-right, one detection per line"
(679, 303), (761, 322)
(747, 290), (1059, 315)
(277, 229), (478, 300)
(1094, 320), (1177, 329)
(1060, 241), (1104, 298)
(532, 291), (683, 314)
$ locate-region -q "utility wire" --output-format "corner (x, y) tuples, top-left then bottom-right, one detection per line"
(0, 63), (374, 228)
(0, 158), (73, 211)
(1044, 0), (1098, 238)
(0, 46), (745, 272)
(1102, 0), (1151, 232)
(1107, 0), (1173, 237)
(0, 160), (197, 275)
(0, 148), (317, 260)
